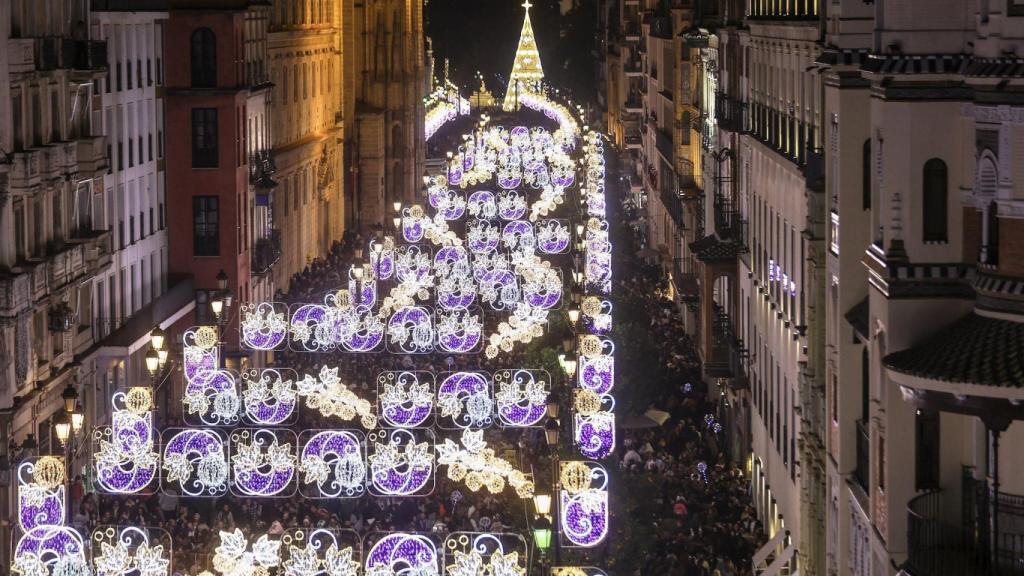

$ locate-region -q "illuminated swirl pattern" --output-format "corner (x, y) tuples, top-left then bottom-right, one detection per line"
(387, 306), (434, 354)
(13, 525), (89, 576)
(16, 461), (65, 532)
(93, 391), (159, 494)
(378, 371), (434, 428)
(437, 372), (493, 429)
(536, 219), (571, 254)
(436, 309), (483, 354)
(298, 430), (366, 498)
(161, 429), (228, 497)
(494, 369), (548, 427)
(183, 369), (240, 426)
(365, 533), (439, 576)
(230, 429), (297, 497)
(367, 429), (434, 496)
(239, 301), (288, 350)
(559, 462), (609, 547)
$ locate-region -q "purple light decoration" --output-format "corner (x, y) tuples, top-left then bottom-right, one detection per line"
(436, 310), (482, 354)
(184, 369), (239, 426)
(14, 525), (87, 566)
(523, 281), (561, 310)
(368, 430), (434, 496)
(502, 220), (536, 252)
(95, 408), (158, 494)
(559, 463), (609, 548)
(448, 162), (464, 186)
(365, 533), (439, 576)
(162, 428), (228, 497)
(379, 371), (433, 428)
(370, 246), (395, 280)
(231, 429), (296, 497)
(437, 372), (492, 429)
(243, 370), (296, 426)
(468, 220), (500, 254)
(495, 370), (547, 427)
(704, 413), (715, 428)
(574, 413), (615, 460)
(435, 246), (476, 310)
(478, 269), (518, 311)
(289, 304), (331, 352)
(578, 356), (614, 395)
(18, 487), (64, 532)
(240, 302), (287, 350)
(497, 191), (527, 220)
(497, 172), (522, 190)
(467, 191), (495, 217)
(402, 216), (425, 243)
(697, 461), (708, 484)
(183, 346), (217, 382)
(430, 189), (466, 221)
(536, 219), (571, 254)
(388, 306), (434, 354)
(396, 245), (433, 285)
(342, 306), (385, 352)
(300, 430), (366, 498)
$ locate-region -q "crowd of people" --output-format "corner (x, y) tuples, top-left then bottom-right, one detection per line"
(61, 147), (765, 576)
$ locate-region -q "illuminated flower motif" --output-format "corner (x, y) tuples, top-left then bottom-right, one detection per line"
(445, 550), (484, 576)
(11, 553), (47, 576)
(283, 545), (319, 576)
(162, 452), (193, 484)
(213, 530), (281, 576)
(487, 551), (525, 576)
(299, 454), (330, 487)
(50, 557), (91, 576)
(134, 543), (170, 576)
(295, 366), (377, 428)
(94, 541), (132, 576)
(323, 545), (359, 576)
(435, 429), (534, 498)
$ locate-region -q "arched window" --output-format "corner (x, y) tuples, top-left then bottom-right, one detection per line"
(190, 28), (216, 88)
(922, 158), (948, 242)
(862, 139), (871, 210)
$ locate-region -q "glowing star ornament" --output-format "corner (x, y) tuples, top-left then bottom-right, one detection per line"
(213, 530), (281, 576)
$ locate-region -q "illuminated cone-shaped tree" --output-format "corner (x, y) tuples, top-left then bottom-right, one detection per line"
(503, 0), (545, 111)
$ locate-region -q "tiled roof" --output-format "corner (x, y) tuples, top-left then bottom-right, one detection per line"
(883, 313), (1024, 388)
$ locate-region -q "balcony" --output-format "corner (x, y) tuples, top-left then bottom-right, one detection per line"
(660, 187), (686, 229)
(72, 40), (108, 71)
(41, 142), (78, 180)
(716, 95), (748, 133)
(251, 231), (282, 277)
(9, 149), (43, 190)
(76, 135), (108, 176)
(747, 1), (819, 20)
(706, 309), (747, 380)
(655, 128), (674, 161)
(624, 59), (643, 76)
(854, 420), (869, 491)
(623, 97), (643, 113)
(906, 480), (1024, 576)
(624, 24), (641, 40)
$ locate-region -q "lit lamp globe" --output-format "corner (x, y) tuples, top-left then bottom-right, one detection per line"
(53, 411), (71, 446)
(71, 403), (85, 434)
(546, 391), (561, 420)
(533, 493), (552, 517)
(532, 515), (553, 553)
(145, 348), (160, 376)
(544, 418), (560, 449)
(150, 326), (166, 351)
(61, 383), (79, 413)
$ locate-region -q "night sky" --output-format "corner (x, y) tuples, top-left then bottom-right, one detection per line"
(425, 0), (597, 101)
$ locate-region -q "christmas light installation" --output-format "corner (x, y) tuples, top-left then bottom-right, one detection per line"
(437, 372), (493, 429)
(161, 428), (229, 497)
(503, 0), (544, 111)
(580, 296), (613, 334)
(367, 429), (434, 496)
(536, 219), (571, 254)
(183, 368), (240, 427)
(364, 533), (439, 576)
(551, 568), (609, 576)
(435, 429), (534, 498)
(212, 529), (281, 576)
(443, 533), (527, 576)
(241, 369), (298, 426)
(93, 387), (159, 494)
(436, 309), (483, 353)
(298, 430), (366, 498)
(281, 528), (360, 576)
(230, 429), (297, 497)
(183, 326), (218, 382)
(493, 369), (548, 427)
(377, 371), (434, 428)
(17, 458), (66, 532)
(558, 461), (609, 547)
(91, 526), (171, 576)
(386, 306), (434, 354)
(295, 366), (377, 428)
(239, 301), (288, 350)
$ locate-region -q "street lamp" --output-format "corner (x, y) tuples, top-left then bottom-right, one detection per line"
(145, 348), (160, 377)
(567, 308), (580, 328)
(53, 411), (71, 447)
(393, 201), (402, 213)
(61, 382), (78, 413)
(71, 403), (84, 435)
(544, 418), (560, 448)
(562, 358), (577, 379)
(546, 391), (561, 420)
(150, 326), (166, 351)
(210, 294), (224, 320)
(216, 269), (228, 291)
(393, 216), (402, 230)
(532, 515), (553, 552)
(533, 493), (552, 517)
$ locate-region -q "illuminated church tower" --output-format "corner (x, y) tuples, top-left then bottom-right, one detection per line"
(503, 0), (545, 110)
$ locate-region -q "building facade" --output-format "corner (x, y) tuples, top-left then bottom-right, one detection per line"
(268, 0), (344, 292)
(341, 0), (426, 231)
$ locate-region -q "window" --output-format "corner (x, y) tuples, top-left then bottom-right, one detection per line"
(192, 196), (219, 256)
(191, 108), (218, 168)
(190, 28), (217, 88)
(922, 158), (948, 242)
(915, 411), (940, 489)
(862, 139), (871, 210)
